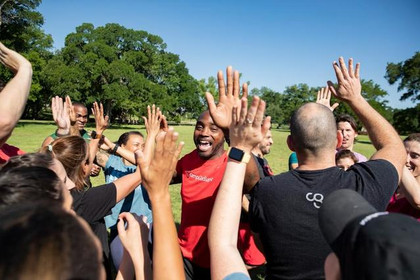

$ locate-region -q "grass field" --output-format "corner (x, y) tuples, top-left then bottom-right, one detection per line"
(7, 120), (377, 225)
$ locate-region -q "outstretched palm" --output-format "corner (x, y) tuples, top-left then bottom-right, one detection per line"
(205, 66), (248, 130)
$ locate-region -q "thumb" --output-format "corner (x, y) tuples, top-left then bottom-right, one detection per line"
(205, 92), (216, 113)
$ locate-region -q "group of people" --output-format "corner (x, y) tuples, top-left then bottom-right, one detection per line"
(0, 41), (420, 280)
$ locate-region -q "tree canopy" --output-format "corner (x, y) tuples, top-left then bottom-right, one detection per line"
(385, 52), (420, 103)
(42, 23), (201, 122)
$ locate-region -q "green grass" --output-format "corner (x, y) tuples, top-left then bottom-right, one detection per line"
(7, 121), (377, 280)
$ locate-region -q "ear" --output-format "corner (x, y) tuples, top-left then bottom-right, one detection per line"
(336, 130), (343, 149)
(287, 135), (295, 151)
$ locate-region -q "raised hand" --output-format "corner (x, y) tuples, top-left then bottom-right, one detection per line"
(0, 42), (31, 73)
(142, 104), (162, 139)
(135, 127), (183, 198)
(328, 57), (362, 103)
(205, 66), (248, 130)
(91, 102), (109, 135)
(52, 96), (70, 133)
(65, 96), (76, 126)
(316, 86), (339, 111)
(230, 96), (271, 153)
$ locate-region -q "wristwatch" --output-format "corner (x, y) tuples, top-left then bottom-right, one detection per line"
(91, 131), (102, 140)
(227, 147), (251, 164)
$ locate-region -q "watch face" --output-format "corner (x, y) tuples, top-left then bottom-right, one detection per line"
(229, 147), (244, 161)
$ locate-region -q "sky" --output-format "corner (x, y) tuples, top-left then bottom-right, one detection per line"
(38, 0), (420, 109)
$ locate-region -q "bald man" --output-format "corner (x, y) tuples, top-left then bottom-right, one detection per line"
(242, 58), (405, 280)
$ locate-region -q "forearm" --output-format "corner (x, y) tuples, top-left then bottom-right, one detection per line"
(209, 160), (248, 280)
(114, 145), (136, 165)
(150, 192), (184, 280)
(0, 66), (32, 143)
(114, 169), (142, 202)
(399, 166), (420, 209)
(116, 250), (135, 280)
(347, 97), (405, 176)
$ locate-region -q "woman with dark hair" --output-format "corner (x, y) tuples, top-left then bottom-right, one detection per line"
(387, 133), (420, 221)
(0, 203), (104, 280)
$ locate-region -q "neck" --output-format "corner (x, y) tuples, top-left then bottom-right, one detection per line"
(295, 150), (336, 171)
(251, 148), (263, 158)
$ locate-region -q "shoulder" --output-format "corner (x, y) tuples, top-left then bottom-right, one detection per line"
(353, 151), (368, 162)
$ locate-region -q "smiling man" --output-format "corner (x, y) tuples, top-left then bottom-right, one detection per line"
(172, 110), (227, 280)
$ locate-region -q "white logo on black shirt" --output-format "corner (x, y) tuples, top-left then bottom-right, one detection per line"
(305, 192), (324, 209)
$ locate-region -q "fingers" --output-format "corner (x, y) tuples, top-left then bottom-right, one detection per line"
(205, 92), (216, 113)
(226, 66), (233, 96)
(338, 57), (350, 80)
(332, 61), (344, 84)
(238, 97), (248, 125)
(331, 103), (339, 111)
(254, 98), (266, 128)
(355, 62), (360, 79)
(242, 83), (248, 99)
(327, 81), (338, 97)
(217, 70), (226, 97)
(261, 116), (271, 137)
(348, 58), (354, 78)
(233, 70), (240, 98)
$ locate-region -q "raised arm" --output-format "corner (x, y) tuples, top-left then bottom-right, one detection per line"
(87, 102), (109, 173)
(136, 128), (184, 280)
(0, 42), (32, 146)
(142, 104), (166, 164)
(328, 57), (405, 179)
(208, 96), (270, 280)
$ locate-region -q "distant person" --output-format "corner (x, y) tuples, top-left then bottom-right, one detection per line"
(335, 149), (358, 171)
(319, 189), (420, 280)
(41, 96), (90, 147)
(336, 114), (367, 162)
(41, 96), (102, 176)
(0, 42), (32, 163)
(238, 57), (405, 279)
(288, 152), (298, 170)
(387, 133), (420, 221)
(0, 203), (105, 280)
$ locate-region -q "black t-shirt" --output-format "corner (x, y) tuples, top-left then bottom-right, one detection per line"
(71, 183), (116, 259)
(249, 160), (398, 280)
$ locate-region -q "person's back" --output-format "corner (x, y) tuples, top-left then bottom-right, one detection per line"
(248, 58), (405, 280)
(250, 161), (398, 279)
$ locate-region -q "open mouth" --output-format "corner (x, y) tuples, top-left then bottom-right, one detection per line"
(197, 140), (212, 152)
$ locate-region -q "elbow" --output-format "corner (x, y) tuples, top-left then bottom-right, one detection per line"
(0, 117), (15, 141)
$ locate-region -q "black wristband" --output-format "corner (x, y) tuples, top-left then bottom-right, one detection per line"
(112, 144), (119, 154)
(55, 129), (69, 137)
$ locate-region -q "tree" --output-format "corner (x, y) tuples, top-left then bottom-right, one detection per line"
(385, 52), (420, 102)
(0, 0), (54, 119)
(43, 23), (201, 122)
(392, 104), (420, 135)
